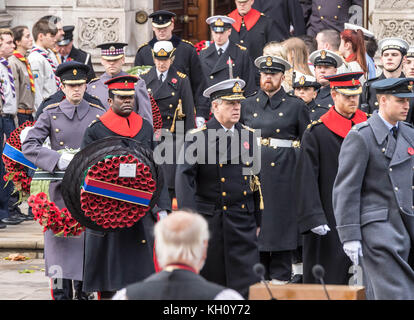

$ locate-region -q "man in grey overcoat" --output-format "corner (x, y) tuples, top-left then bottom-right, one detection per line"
(333, 77), (414, 300)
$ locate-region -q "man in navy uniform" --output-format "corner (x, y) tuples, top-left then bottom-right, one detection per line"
(333, 77), (414, 299)
(240, 55), (309, 284)
(22, 61), (106, 300)
(295, 72), (367, 284)
(175, 78), (261, 298)
(199, 15), (256, 96)
(56, 26), (95, 82)
(134, 10), (209, 127)
(87, 42), (153, 125)
(309, 49), (343, 109)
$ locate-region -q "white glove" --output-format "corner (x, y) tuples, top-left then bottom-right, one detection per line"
(19, 127), (33, 144)
(343, 240), (363, 266)
(311, 224), (331, 236)
(196, 117), (206, 128)
(57, 152), (74, 171)
(158, 210), (168, 220)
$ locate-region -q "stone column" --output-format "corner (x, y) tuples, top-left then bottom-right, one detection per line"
(0, 0), (12, 28)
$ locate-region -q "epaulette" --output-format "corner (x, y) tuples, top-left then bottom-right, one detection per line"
(306, 119), (323, 130)
(88, 119), (99, 128)
(241, 124), (255, 133)
(140, 69), (150, 76)
(244, 91), (257, 98)
(137, 42), (148, 51)
(189, 125), (206, 134)
(177, 71), (187, 79)
(89, 103), (105, 111)
(44, 102), (60, 111)
(236, 43), (247, 51)
(352, 121), (369, 131)
(181, 39), (194, 47)
(201, 46), (208, 51)
(88, 77), (100, 83)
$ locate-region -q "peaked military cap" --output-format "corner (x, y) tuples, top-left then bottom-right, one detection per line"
(254, 55), (291, 73)
(406, 46), (414, 58)
(378, 38), (409, 56)
(97, 42), (127, 60)
(105, 75), (138, 96)
(57, 25), (75, 46)
(152, 40), (175, 60)
(206, 15), (235, 33)
(56, 61), (89, 85)
(371, 78), (414, 98)
(344, 23), (374, 39)
(293, 71), (321, 90)
(149, 10), (176, 28)
(324, 72), (364, 96)
(203, 78), (246, 101)
(309, 49), (343, 68)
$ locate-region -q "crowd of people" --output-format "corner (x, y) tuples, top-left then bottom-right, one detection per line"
(1, 0), (414, 301)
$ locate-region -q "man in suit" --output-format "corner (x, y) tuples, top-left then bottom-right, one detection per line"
(57, 26), (96, 82)
(333, 77), (414, 299)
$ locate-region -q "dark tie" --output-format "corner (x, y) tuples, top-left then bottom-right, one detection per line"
(159, 73), (164, 82)
(391, 126), (398, 140)
(218, 48), (223, 56)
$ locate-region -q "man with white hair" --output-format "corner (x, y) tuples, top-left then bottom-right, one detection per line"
(114, 211), (243, 300)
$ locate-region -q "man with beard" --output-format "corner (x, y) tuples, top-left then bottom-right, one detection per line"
(295, 72), (367, 284)
(240, 55), (309, 284)
(81, 75), (170, 299)
(309, 49), (344, 109)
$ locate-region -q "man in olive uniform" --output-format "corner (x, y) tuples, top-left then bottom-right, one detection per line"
(310, 49), (343, 109)
(87, 42), (153, 125)
(240, 55), (310, 284)
(301, 0), (363, 37)
(175, 78), (261, 298)
(57, 26), (95, 82)
(140, 40), (195, 202)
(22, 61), (106, 300)
(134, 11), (209, 127)
(293, 71), (328, 122)
(295, 72), (367, 284)
(199, 15), (256, 96)
(228, 0), (280, 62)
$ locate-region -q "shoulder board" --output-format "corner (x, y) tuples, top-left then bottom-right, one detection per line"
(244, 91), (258, 98)
(241, 124), (255, 132)
(181, 39), (194, 47)
(140, 69), (151, 76)
(89, 103), (105, 111)
(177, 71), (187, 79)
(138, 42), (149, 51)
(89, 77), (100, 83)
(189, 125), (206, 134)
(236, 43), (247, 51)
(43, 102), (60, 111)
(307, 119), (323, 130)
(201, 46), (208, 51)
(88, 119), (99, 128)
(352, 121), (369, 131)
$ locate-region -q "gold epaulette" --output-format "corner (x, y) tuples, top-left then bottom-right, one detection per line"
(201, 46), (208, 51)
(89, 77), (100, 83)
(181, 39), (194, 47)
(138, 42), (148, 50)
(236, 43), (247, 51)
(306, 119), (322, 130)
(89, 103), (105, 111)
(44, 102), (60, 111)
(241, 124), (255, 133)
(140, 69), (151, 76)
(189, 125), (206, 134)
(177, 71), (187, 79)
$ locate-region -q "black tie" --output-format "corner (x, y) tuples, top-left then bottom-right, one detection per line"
(218, 48), (223, 56)
(391, 126), (398, 140)
(159, 73), (164, 82)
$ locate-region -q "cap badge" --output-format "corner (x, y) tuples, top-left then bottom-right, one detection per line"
(124, 81), (128, 87)
(215, 18), (224, 27)
(266, 57), (273, 67)
(299, 76), (305, 85)
(408, 81), (413, 91)
(73, 69), (77, 76)
(320, 50), (326, 59)
(109, 46), (115, 52)
(233, 82), (242, 93)
(158, 48), (168, 57)
(352, 79), (356, 85)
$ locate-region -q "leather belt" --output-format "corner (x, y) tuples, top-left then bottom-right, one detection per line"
(1, 114), (15, 119)
(18, 109), (33, 115)
(257, 137), (300, 148)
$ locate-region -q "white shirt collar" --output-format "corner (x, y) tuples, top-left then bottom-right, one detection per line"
(220, 123), (235, 133)
(378, 111), (399, 131)
(215, 40), (230, 54)
(156, 69), (168, 81)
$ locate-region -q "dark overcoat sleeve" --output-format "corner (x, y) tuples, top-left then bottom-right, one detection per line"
(289, 0), (306, 36)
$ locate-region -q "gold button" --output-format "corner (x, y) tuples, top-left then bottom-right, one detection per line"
(390, 168), (393, 172)
(222, 192), (227, 197)
(223, 206), (227, 211)
(318, 5), (321, 10)
(256, 98), (260, 102)
(221, 178), (226, 183)
(282, 98), (286, 102)
(92, 85), (96, 89)
(147, 88), (152, 92)
(279, 113), (283, 117)
(240, 40), (244, 43)
(276, 129), (280, 133)
(243, 191), (247, 196)
(321, 16), (324, 20)
(382, 148), (386, 153)
(141, 240), (146, 244)
(55, 129), (60, 133)
(395, 187), (399, 191)
(96, 114), (100, 118)
(241, 204), (245, 209)
(166, 129), (170, 132)
(169, 104), (173, 108)
(337, 5), (341, 8)
(244, 176), (248, 181)
(220, 164), (223, 168)
(271, 162), (275, 167)
(245, 162), (250, 166)
(52, 116), (57, 120)
(167, 116), (171, 120)
(171, 92), (175, 96)
(312, 110), (315, 113)
(334, 16), (337, 19)
(375, 102), (379, 106)
(210, 76), (214, 79)
(60, 142), (64, 146)
(253, 113), (258, 118)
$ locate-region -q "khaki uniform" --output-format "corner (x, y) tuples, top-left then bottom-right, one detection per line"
(8, 55), (35, 113)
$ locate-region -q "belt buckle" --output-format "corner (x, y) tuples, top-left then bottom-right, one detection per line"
(261, 138), (269, 146)
(292, 141), (300, 148)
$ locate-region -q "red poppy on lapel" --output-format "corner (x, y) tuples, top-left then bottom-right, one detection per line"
(408, 147), (414, 155)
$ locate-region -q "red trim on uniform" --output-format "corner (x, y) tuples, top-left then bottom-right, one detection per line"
(107, 82), (135, 90)
(320, 107), (367, 138)
(165, 263), (197, 274)
(97, 292), (102, 300)
(50, 279), (55, 300)
(229, 8), (261, 32)
(100, 108), (143, 138)
(329, 80), (360, 88)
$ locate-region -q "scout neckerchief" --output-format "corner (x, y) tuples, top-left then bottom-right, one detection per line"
(30, 46), (61, 88)
(0, 57), (15, 98)
(13, 50), (35, 93)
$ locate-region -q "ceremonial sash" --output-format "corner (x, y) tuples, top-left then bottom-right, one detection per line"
(2, 143), (37, 170)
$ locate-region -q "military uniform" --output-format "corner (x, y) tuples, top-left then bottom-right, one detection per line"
(301, 0), (363, 37)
